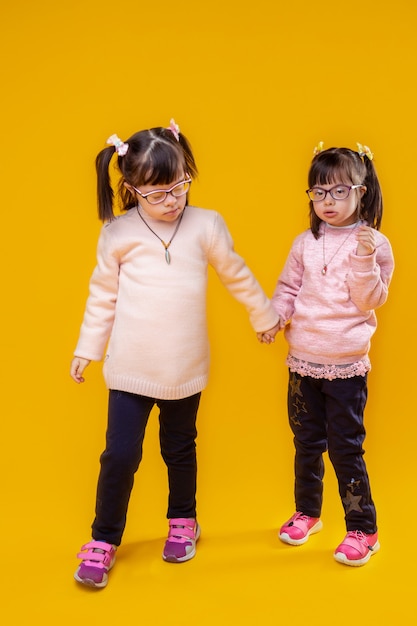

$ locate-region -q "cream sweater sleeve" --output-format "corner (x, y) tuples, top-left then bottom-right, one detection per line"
(74, 225), (120, 361)
(207, 212), (279, 332)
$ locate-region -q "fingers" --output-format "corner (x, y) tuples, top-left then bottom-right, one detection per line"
(356, 225), (376, 255)
(70, 364), (85, 383)
(257, 332), (275, 344)
(70, 357), (89, 383)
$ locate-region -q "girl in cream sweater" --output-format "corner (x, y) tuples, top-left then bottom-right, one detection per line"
(71, 120), (279, 588)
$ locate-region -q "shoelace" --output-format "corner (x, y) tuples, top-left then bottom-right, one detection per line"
(289, 513), (309, 526)
(345, 531), (374, 551)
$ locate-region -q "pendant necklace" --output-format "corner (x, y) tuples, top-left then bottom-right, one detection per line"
(136, 206), (185, 264)
(321, 222), (359, 275)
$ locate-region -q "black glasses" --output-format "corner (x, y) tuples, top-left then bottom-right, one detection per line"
(131, 179), (192, 205)
(306, 184), (363, 202)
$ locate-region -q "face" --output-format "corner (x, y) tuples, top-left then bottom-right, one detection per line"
(311, 181), (365, 227)
(125, 174), (189, 223)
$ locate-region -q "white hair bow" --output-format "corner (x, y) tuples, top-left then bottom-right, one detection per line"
(107, 134), (129, 156)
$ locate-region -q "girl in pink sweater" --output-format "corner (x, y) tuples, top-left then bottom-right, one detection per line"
(268, 143), (394, 566)
(70, 120), (279, 588)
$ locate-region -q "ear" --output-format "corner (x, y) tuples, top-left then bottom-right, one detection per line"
(123, 181), (136, 196)
(360, 185), (367, 197)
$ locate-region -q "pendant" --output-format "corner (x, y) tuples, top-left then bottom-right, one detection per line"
(165, 248), (171, 264)
(322, 265), (327, 275)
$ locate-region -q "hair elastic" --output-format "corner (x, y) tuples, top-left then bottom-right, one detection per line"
(167, 118), (180, 141)
(107, 134), (129, 156)
(356, 143), (374, 161)
(313, 141), (324, 156)
(312, 141), (374, 162)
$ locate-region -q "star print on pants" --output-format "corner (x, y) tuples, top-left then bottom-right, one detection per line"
(343, 490), (363, 514)
(289, 374), (302, 397)
(290, 414), (301, 427)
(347, 479), (361, 492)
(292, 396), (307, 414)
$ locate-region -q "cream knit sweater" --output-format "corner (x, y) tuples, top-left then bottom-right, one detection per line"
(74, 206), (278, 400)
(271, 222), (394, 371)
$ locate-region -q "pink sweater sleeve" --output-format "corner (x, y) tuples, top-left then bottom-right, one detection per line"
(271, 233), (305, 324)
(347, 238), (394, 311)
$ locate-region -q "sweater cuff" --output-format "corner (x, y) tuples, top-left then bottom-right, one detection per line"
(349, 250), (376, 272)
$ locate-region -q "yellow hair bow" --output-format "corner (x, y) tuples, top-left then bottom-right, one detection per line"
(313, 141), (324, 156)
(356, 142), (374, 161)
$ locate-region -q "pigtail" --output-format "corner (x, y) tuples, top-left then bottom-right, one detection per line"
(96, 146), (117, 222)
(360, 158), (383, 230)
(178, 134), (198, 179)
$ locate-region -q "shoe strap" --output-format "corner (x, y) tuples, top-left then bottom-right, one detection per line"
(168, 518), (197, 541)
(81, 540), (115, 552)
(78, 541), (115, 566)
(169, 518), (196, 528)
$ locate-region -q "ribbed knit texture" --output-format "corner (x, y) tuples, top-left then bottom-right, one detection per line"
(75, 206), (278, 400)
(271, 222), (394, 367)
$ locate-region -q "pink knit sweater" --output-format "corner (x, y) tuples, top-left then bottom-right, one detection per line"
(74, 206), (278, 399)
(271, 222), (394, 377)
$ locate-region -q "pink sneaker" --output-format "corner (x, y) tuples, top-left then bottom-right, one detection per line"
(334, 530), (380, 566)
(279, 512), (323, 545)
(163, 518), (200, 563)
(74, 540), (117, 588)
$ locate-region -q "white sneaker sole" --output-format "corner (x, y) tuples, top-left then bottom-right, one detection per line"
(334, 540), (380, 566)
(279, 519), (323, 546)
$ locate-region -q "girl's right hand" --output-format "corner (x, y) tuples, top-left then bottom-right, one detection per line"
(70, 357), (91, 383)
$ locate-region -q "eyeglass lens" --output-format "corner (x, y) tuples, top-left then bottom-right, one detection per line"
(308, 185), (351, 201)
(145, 181), (190, 204)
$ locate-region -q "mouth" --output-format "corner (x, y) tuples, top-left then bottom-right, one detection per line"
(164, 207), (181, 216)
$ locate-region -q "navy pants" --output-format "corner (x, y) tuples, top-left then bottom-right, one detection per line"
(287, 371), (377, 534)
(92, 390), (201, 546)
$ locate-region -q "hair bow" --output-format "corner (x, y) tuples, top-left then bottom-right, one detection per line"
(356, 143), (374, 161)
(313, 141), (324, 156)
(107, 134), (129, 156)
(167, 118), (180, 141)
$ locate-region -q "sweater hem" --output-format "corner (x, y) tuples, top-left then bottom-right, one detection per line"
(286, 355), (371, 380)
(103, 373), (208, 400)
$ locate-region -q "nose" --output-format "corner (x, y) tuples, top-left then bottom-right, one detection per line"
(324, 190), (335, 204)
(163, 191), (177, 206)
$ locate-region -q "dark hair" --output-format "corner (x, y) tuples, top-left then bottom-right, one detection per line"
(308, 147), (383, 238)
(95, 126), (198, 221)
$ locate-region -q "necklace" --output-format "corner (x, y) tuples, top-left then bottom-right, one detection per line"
(136, 206), (185, 264)
(321, 222), (358, 275)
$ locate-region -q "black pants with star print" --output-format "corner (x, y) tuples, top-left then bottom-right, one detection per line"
(287, 371), (377, 534)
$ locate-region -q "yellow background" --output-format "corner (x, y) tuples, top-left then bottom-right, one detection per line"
(0, 1), (414, 624)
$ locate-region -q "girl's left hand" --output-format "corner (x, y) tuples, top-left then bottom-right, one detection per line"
(257, 320), (282, 344)
(356, 225), (376, 256)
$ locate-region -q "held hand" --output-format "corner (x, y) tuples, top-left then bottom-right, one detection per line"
(257, 320), (282, 344)
(356, 225), (376, 256)
(70, 357), (91, 383)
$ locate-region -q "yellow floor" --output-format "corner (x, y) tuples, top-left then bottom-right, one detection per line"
(2, 502), (410, 625)
(1, 399), (412, 625)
